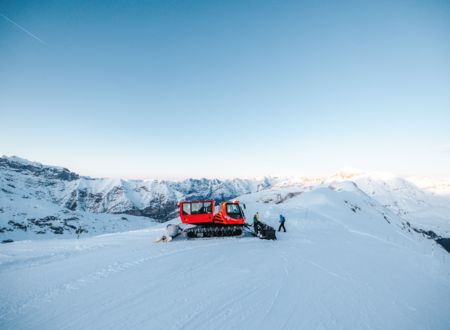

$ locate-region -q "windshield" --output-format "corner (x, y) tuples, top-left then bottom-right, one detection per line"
(226, 203), (242, 219)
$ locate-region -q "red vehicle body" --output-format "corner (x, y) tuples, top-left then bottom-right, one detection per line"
(179, 200), (246, 226)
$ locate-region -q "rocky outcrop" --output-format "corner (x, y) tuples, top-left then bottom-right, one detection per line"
(0, 156), (79, 181)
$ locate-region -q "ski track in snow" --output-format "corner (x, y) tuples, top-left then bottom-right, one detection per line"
(0, 241), (224, 321)
(301, 258), (346, 280)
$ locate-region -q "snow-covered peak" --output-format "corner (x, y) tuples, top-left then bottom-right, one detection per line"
(331, 167), (366, 179)
(1, 155), (63, 170)
(326, 168), (397, 182)
(0, 155), (80, 181)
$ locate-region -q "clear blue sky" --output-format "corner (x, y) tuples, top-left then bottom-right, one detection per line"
(1, 0), (449, 179)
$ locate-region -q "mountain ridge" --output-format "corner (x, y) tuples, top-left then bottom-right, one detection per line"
(1, 155), (449, 240)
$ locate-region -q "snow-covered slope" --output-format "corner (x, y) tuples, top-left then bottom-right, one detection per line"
(1, 183), (449, 329)
(317, 170), (450, 237)
(1, 156), (449, 240)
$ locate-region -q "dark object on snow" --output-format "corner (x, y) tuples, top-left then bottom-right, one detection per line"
(436, 238), (450, 253)
(254, 221), (276, 240)
(405, 223), (450, 255)
(2, 239), (14, 244)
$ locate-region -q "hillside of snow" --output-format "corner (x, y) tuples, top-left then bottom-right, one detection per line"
(319, 171), (450, 237)
(1, 155), (450, 241)
(1, 183), (449, 329)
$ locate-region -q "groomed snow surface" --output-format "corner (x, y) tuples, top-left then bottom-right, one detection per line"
(1, 184), (450, 330)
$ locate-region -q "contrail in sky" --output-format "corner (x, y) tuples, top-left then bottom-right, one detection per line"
(1, 13), (47, 45)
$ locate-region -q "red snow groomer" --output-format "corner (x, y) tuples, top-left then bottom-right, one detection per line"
(179, 199), (276, 240)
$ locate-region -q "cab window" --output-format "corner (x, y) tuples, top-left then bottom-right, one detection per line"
(182, 203), (191, 215)
(226, 203), (242, 219)
(203, 201), (212, 213)
(191, 201), (213, 214)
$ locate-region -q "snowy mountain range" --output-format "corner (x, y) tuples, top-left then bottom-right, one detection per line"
(0, 156), (271, 239)
(1, 155), (449, 243)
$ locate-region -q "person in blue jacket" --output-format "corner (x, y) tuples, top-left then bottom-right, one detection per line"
(278, 214), (286, 232)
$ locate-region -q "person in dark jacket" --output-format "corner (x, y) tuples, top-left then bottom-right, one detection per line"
(278, 214), (286, 232)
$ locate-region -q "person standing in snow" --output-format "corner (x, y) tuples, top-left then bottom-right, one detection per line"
(253, 212), (260, 232)
(278, 214), (286, 232)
